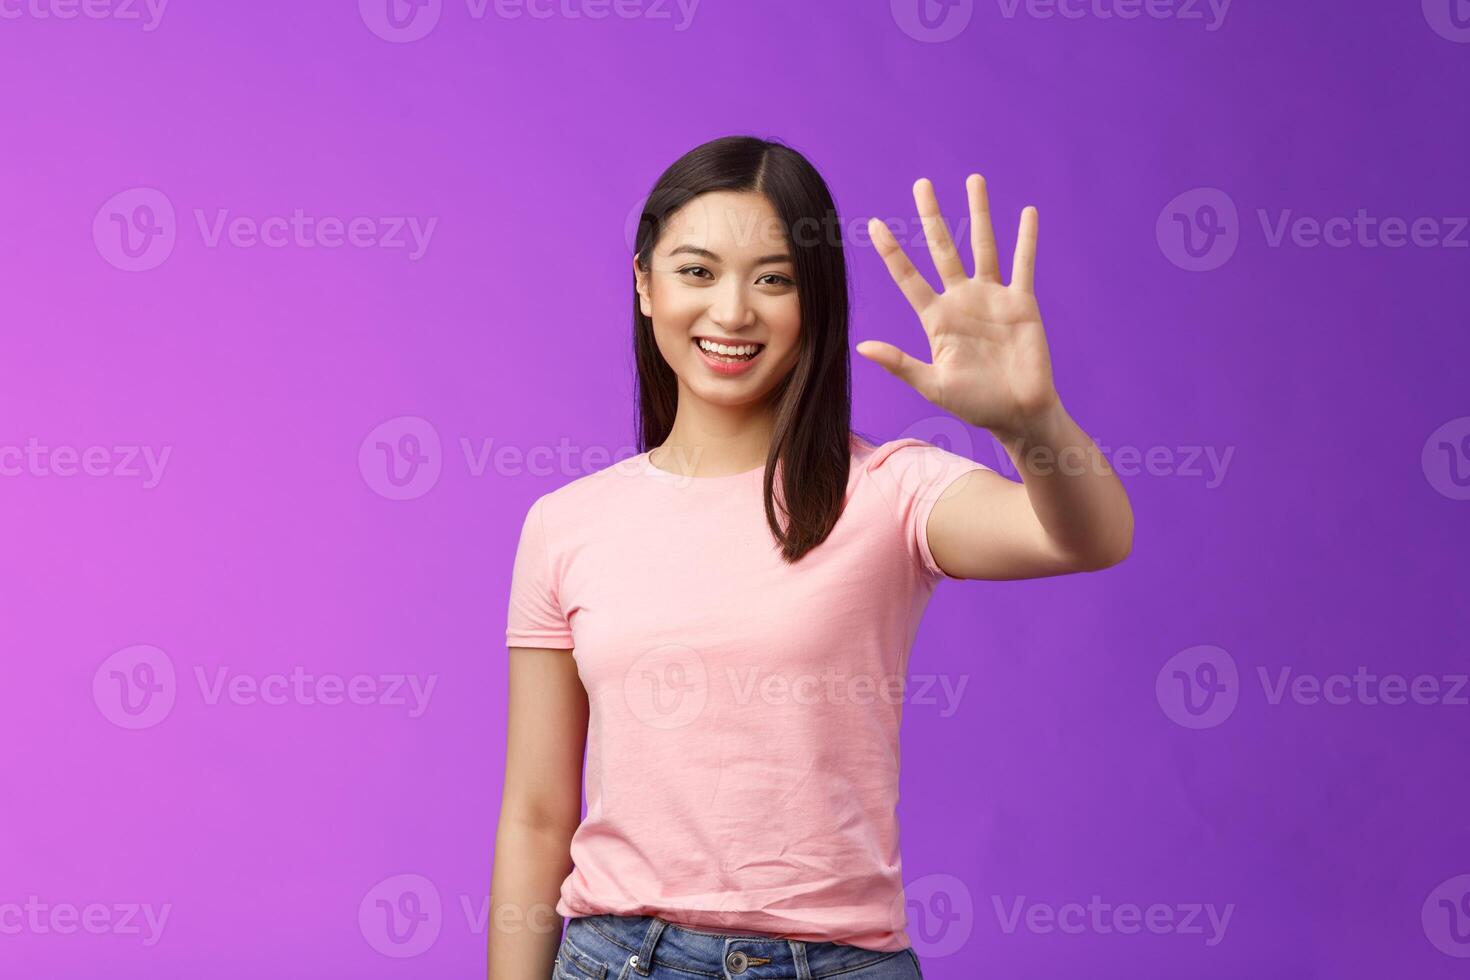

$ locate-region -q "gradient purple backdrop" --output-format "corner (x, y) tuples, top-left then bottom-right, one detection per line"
(2, 0), (1468, 977)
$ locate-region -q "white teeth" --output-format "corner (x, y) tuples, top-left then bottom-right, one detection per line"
(696, 338), (761, 356)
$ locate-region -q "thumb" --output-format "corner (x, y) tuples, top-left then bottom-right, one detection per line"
(856, 340), (930, 391)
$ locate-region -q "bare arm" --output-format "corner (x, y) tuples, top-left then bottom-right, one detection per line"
(927, 402), (1134, 580)
(488, 645), (586, 980)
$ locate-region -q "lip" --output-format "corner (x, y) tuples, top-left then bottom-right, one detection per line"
(692, 337), (764, 376)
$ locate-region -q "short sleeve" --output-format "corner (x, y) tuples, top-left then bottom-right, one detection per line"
(866, 437), (991, 582)
(505, 495), (574, 648)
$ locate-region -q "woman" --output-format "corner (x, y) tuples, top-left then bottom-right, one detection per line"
(489, 135), (1133, 979)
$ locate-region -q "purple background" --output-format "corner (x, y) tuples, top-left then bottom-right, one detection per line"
(3, 0), (1468, 976)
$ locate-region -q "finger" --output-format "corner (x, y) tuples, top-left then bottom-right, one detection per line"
(966, 173), (1001, 282)
(868, 217), (938, 315)
(913, 178), (968, 288)
(1011, 206), (1038, 292)
(855, 340), (934, 394)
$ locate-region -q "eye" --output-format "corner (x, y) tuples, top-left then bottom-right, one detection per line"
(677, 265), (713, 280)
(759, 273), (795, 287)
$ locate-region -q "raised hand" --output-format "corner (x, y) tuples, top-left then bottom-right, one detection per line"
(858, 175), (1060, 442)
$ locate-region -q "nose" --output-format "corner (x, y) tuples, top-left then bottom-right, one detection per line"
(708, 278), (756, 332)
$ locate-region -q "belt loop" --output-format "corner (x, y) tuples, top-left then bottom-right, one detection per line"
(632, 916), (668, 976)
(789, 939), (811, 979)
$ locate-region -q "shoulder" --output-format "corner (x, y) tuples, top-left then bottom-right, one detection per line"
(853, 432), (990, 477)
(518, 450), (648, 534)
(850, 432), (992, 512)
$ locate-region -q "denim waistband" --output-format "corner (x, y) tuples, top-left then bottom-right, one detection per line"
(563, 912), (913, 979)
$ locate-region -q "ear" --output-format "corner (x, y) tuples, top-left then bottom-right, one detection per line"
(632, 253), (652, 317)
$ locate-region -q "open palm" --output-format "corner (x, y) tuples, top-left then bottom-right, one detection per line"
(858, 175), (1059, 442)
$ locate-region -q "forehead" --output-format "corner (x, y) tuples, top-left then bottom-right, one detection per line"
(660, 190), (789, 255)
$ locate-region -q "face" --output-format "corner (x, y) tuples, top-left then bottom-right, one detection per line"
(634, 190), (802, 408)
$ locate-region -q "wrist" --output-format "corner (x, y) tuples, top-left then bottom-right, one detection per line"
(992, 398), (1069, 449)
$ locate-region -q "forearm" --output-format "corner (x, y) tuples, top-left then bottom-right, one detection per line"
(994, 401), (1134, 570)
(487, 810), (576, 980)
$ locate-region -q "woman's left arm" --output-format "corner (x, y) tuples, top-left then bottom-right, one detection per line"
(859, 175), (1134, 581)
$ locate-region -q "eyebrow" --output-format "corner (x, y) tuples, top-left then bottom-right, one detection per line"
(667, 245), (794, 265)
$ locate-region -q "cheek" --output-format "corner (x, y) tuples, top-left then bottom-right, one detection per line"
(646, 287), (697, 344)
(763, 296), (802, 345)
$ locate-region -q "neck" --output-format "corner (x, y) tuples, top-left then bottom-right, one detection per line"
(654, 399), (775, 478)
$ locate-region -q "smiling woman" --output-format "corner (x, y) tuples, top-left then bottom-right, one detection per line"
(488, 134), (1132, 980)
(627, 138), (857, 559)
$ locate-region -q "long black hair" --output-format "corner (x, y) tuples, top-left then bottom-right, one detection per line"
(632, 135), (870, 564)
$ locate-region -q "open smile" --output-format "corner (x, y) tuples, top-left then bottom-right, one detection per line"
(691, 337), (765, 375)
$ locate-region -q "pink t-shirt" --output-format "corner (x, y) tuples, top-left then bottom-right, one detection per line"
(504, 432), (990, 951)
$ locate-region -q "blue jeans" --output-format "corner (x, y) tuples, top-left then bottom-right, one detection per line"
(553, 913), (924, 980)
